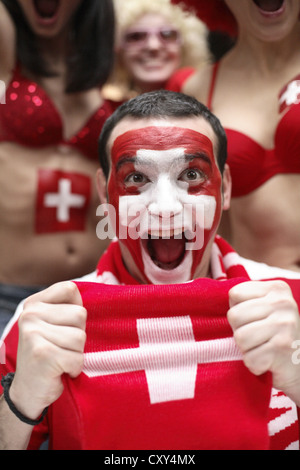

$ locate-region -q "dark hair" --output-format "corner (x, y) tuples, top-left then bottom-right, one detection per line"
(98, 90), (227, 178)
(3, 0), (115, 93)
(208, 31), (236, 62)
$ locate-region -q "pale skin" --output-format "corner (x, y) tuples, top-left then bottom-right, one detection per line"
(1, 117), (300, 450)
(183, 0), (300, 271)
(118, 13), (182, 94)
(0, 1), (109, 286)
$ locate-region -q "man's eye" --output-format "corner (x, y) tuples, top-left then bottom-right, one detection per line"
(179, 168), (205, 183)
(125, 172), (149, 186)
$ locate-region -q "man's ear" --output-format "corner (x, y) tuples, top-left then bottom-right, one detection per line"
(96, 168), (108, 204)
(222, 164), (231, 211)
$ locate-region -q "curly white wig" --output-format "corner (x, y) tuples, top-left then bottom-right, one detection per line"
(103, 0), (210, 100)
(114, 0), (210, 68)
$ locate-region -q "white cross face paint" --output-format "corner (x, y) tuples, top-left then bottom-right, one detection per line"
(118, 148), (216, 239)
(108, 126), (223, 284)
(118, 148), (217, 284)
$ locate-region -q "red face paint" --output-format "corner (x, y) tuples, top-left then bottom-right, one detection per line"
(108, 126), (222, 283)
(35, 169), (91, 234)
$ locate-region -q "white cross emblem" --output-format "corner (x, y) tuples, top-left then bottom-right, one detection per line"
(44, 178), (85, 222)
(279, 79), (300, 108)
(83, 316), (242, 404)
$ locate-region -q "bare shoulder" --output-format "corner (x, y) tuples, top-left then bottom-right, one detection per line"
(0, 2), (16, 81)
(182, 63), (214, 105)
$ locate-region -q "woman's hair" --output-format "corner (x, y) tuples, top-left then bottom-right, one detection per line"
(104, 0), (210, 98)
(115, 0), (209, 67)
(98, 90), (227, 179)
(2, 0), (115, 93)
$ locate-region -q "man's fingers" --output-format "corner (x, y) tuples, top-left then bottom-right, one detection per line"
(229, 280), (293, 307)
(37, 323), (86, 353)
(232, 318), (275, 352)
(21, 335), (85, 379)
(24, 281), (83, 307)
(228, 297), (273, 329)
(19, 302), (87, 330)
(241, 343), (273, 376)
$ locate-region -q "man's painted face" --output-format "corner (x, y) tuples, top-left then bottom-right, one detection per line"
(107, 125), (222, 284)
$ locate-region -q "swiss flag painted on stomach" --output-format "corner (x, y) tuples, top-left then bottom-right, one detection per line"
(35, 169), (91, 233)
(61, 278), (272, 450)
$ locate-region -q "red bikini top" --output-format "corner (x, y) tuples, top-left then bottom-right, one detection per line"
(0, 65), (113, 160)
(207, 63), (300, 197)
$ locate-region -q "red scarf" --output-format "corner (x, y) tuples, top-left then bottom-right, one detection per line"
(63, 237), (272, 450)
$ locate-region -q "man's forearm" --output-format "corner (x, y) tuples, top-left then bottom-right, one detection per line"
(0, 394), (33, 450)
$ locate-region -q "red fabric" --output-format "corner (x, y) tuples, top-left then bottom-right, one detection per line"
(67, 277), (271, 450)
(171, 0), (237, 37)
(165, 67), (196, 93)
(63, 237), (271, 450)
(0, 65), (113, 160)
(1, 237), (300, 450)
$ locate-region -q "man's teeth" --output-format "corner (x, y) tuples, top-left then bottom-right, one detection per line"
(147, 228), (184, 238)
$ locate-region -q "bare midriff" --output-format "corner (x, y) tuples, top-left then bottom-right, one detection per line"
(0, 142), (109, 286)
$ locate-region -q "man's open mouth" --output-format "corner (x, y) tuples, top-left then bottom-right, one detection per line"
(253, 0), (285, 13)
(33, 0), (60, 19)
(142, 233), (187, 270)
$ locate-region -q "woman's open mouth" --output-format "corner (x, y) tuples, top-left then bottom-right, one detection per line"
(253, 0), (285, 13)
(142, 232), (187, 270)
(33, 0), (60, 20)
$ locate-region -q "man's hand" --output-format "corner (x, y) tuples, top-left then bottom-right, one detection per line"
(228, 280), (300, 404)
(9, 281), (87, 421)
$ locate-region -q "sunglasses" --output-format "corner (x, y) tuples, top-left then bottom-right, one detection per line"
(122, 28), (182, 48)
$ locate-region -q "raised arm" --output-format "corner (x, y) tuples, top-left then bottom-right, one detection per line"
(0, 282), (87, 450)
(0, 2), (16, 81)
(228, 280), (300, 406)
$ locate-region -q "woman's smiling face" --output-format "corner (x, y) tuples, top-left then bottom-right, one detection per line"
(119, 13), (182, 92)
(224, 0), (300, 41)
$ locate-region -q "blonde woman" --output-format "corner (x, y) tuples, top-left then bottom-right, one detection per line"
(103, 0), (210, 105)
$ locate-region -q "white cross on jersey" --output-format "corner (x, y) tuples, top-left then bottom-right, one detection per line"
(279, 79), (300, 108)
(44, 178), (85, 222)
(83, 316), (242, 404)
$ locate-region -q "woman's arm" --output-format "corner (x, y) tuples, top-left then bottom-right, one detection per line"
(0, 2), (16, 82)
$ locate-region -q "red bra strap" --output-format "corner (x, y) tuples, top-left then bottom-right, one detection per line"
(206, 62), (220, 111)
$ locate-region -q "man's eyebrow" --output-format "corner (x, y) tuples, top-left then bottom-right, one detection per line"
(115, 151), (212, 171)
(184, 152), (212, 166)
(116, 156), (137, 172)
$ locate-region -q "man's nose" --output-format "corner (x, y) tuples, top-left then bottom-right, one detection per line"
(148, 178), (183, 218)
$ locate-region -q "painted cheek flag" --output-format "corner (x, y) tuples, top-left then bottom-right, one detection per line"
(65, 276), (272, 450)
